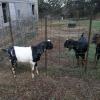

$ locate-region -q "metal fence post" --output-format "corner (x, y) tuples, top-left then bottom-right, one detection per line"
(8, 3), (14, 46)
(45, 16), (48, 76)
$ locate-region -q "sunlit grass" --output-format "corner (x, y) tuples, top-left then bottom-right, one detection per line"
(92, 20), (100, 30)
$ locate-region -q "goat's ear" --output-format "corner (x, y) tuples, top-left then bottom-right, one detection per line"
(64, 40), (68, 48)
(1, 49), (8, 52)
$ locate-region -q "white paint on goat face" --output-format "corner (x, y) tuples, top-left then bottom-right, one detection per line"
(47, 39), (51, 42)
(14, 46), (33, 63)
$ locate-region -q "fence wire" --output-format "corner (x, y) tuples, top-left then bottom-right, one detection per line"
(0, 1), (38, 48)
(38, 16), (100, 77)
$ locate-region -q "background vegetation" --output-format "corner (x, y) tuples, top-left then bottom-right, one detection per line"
(38, 0), (100, 19)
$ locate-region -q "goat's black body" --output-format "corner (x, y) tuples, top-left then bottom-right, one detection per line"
(92, 34), (100, 64)
(64, 34), (88, 66)
(73, 41), (88, 59)
(31, 44), (44, 62)
(64, 40), (88, 59)
(95, 44), (100, 62)
(31, 41), (53, 62)
(31, 46), (41, 62)
(7, 47), (17, 66)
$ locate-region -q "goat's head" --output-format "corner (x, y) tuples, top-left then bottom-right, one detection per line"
(92, 33), (100, 44)
(44, 39), (53, 50)
(64, 39), (74, 51)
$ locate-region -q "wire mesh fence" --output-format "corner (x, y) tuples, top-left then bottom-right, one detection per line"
(0, 6), (100, 99)
(0, 1), (38, 48)
(0, 9), (100, 75)
(37, 16), (100, 77)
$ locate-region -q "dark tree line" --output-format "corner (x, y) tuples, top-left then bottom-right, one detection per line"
(38, 0), (64, 18)
(62, 0), (100, 18)
(38, 0), (100, 18)
(92, 0), (100, 14)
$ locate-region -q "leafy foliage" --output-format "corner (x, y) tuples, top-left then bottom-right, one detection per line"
(38, 0), (100, 18)
(38, 0), (51, 17)
(38, 0), (64, 18)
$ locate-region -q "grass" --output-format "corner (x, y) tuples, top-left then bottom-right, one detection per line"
(47, 63), (100, 80)
(88, 44), (96, 61)
(48, 19), (100, 31)
(76, 19), (100, 31)
(52, 20), (100, 30)
(47, 43), (100, 80)
(92, 20), (100, 30)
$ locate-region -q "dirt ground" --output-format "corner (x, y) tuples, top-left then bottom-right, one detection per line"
(0, 61), (100, 100)
(0, 23), (100, 100)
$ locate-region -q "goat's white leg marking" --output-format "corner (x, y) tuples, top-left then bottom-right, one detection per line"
(12, 67), (16, 78)
(36, 67), (39, 75)
(30, 61), (36, 79)
(32, 65), (35, 78)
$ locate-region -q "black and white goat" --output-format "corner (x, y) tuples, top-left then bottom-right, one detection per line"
(92, 33), (100, 65)
(2, 40), (53, 78)
(64, 33), (88, 66)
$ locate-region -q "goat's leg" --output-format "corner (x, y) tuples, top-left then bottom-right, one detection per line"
(11, 60), (17, 78)
(12, 68), (16, 78)
(95, 57), (97, 67)
(94, 54), (98, 69)
(32, 67), (35, 78)
(94, 53), (97, 66)
(82, 59), (87, 66)
(34, 63), (39, 75)
(95, 55), (100, 67)
(76, 58), (80, 67)
(82, 56), (86, 67)
(31, 62), (36, 78)
(81, 59), (84, 67)
(75, 54), (80, 67)
(81, 53), (87, 67)
(36, 67), (39, 75)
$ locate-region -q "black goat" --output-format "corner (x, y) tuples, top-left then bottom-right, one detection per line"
(92, 33), (100, 65)
(64, 34), (88, 66)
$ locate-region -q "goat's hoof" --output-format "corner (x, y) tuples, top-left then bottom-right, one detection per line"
(14, 75), (16, 78)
